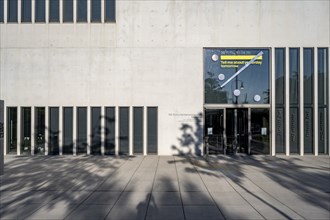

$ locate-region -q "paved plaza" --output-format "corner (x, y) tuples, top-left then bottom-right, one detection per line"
(0, 155), (329, 220)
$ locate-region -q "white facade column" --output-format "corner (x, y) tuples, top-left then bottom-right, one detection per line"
(73, 107), (77, 155)
(87, 0), (91, 23)
(59, 0), (63, 23)
(17, 107), (21, 155)
(129, 107), (133, 155)
(101, 0), (104, 23)
(31, 0), (35, 23)
(299, 47), (304, 155)
(73, 0), (76, 23)
(271, 47), (276, 156)
(314, 47), (319, 155)
(285, 48), (290, 155)
(59, 106), (63, 155)
(115, 107), (119, 155)
(31, 107), (35, 155)
(87, 106), (91, 155)
(143, 106), (147, 155)
(44, 107), (49, 155)
(101, 106), (105, 155)
(17, 0), (21, 23)
(4, 0), (7, 23)
(45, 0), (49, 23)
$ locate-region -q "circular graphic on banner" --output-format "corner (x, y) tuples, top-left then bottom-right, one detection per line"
(218, 74), (225, 81)
(211, 54), (219, 61)
(233, 89), (241, 96)
(254, 94), (261, 102)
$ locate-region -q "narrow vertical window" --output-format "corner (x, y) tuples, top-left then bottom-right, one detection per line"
(303, 48), (314, 153)
(147, 107), (158, 154)
(105, 107), (115, 155)
(77, 107), (87, 154)
(35, 0), (45, 22)
(133, 107), (143, 154)
(105, 0), (115, 22)
(119, 107), (129, 154)
(7, 0), (18, 22)
(49, 107), (59, 155)
(318, 48), (329, 154)
(21, 107), (31, 154)
(49, 0), (59, 22)
(21, 0), (31, 22)
(91, 0), (101, 22)
(275, 48), (286, 154)
(91, 107), (101, 154)
(35, 107), (45, 154)
(63, 0), (73, 22)
(63, 107), (73, 154)
(289, 48), (300, 154)
(77, 0), (87, 22)
(0, 0), (4, 22)
(7, 107), (17, 153)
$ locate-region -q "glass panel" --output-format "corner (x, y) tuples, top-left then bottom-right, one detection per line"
(77, 0), (87, 22)
(289, 107), (299, 153)
(204, 48), (270, 104)
(289, 48), (299, 104)
(275, 48), (285, 105)
(304, 108), (313, 153)
(21, 107), (31, 154)
(205, 109), (224, 154)
(35, 107), (45, 154)
(91, 0), (101, 22)
(21, 0), (31, 22)
(147, 107), (158, 154)
(77, 107), (87, 154)
(119, 107), (129, 154)
(275, 108), (285, 153)
(0, 0), (4, 22)
(105, 0), (115, 22)
(35, 0), (45, 22)
(49, 0), (59, 22)
(7, 107), (17, 153)
(133, 107), (143, 154)
(105, 107), (115, 155)
(63, 0), (73, 22)
(318, 47), (328, 154)
(251, 109), (270, 154)
(7, 0), (18, 22)
(91, 107), (101, 154)
(49, 107), (59, 155)
(63, 107), (73, 154)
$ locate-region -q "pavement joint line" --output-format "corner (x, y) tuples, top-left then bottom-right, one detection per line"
(144, 156), (160, 220)
(209, 155), (306, 220)
(174, 156), (187, 220)
(103, 156), (146, 220)
(190, 157), (227, 220)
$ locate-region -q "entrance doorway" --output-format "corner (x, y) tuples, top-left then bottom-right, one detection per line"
(204, 108), (270, 155)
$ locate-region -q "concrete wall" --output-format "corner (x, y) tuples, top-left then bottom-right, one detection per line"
(0, 0), (329, 155)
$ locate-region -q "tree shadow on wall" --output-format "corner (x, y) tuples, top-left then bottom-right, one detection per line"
(171, 112), (203, 156)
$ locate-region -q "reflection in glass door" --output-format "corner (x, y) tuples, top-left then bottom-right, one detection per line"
(7, 107), (17, 153)
(21, 107), (31, 154)
(205, 109), (225, 154)
(251, 109), (270, 154)
(35, 107), (45, 154)
(226, 108), (248, 154)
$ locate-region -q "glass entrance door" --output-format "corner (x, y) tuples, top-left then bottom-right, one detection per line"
(226, 108), (249, 154)
(205, 109), (225, 154)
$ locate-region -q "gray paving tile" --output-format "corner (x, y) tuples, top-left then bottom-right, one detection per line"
(116, 192), (151, 206)
(106, 204), (148, 220)
(151, 192), (181, 205)
(83, 192), (121, 205)
(289, 205), (330, 220)
(25, 204), (77, 220)
(181, 192), (214, 205)
(212, 192), (249, 206)
(50, 190), (93, 204)
(153, 180), (179, 192)
(252, 204), (304, 220)
(0, 203), (43, 220)
(146, 206), (184, 220)
(184, 205), (225, 220)
(64, 204), (112, 220)
(125, 180), (153, 192)
(219, 205), (264, 220)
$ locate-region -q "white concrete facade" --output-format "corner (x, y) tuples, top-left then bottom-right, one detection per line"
(0, 0), (329, 156)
